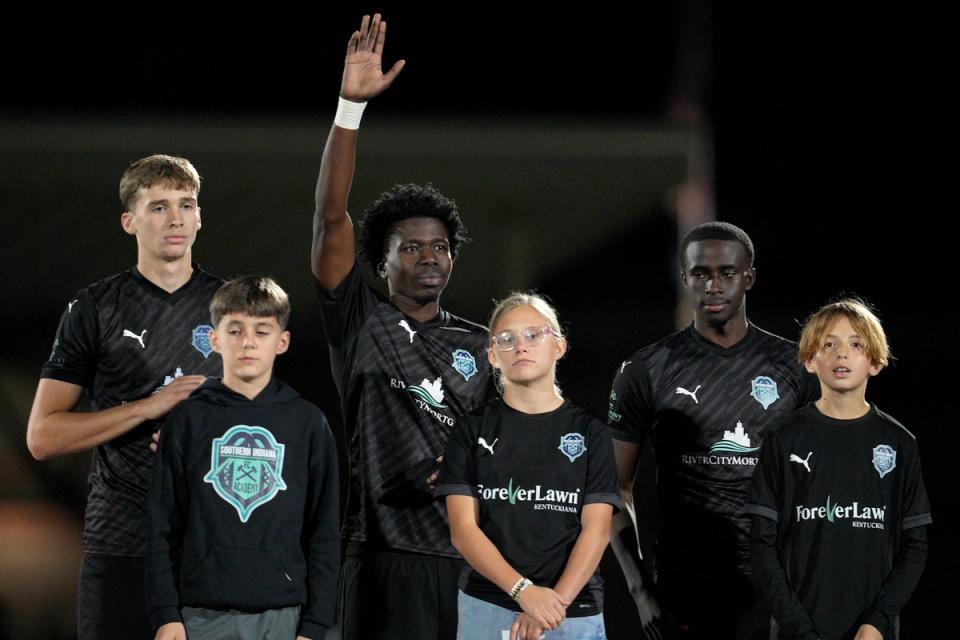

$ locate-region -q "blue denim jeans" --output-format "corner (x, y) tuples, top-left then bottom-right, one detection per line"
(457, 591), (606, 640)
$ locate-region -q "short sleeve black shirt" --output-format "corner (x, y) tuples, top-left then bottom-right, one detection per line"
(317, 265), (493, 556)
(41, 266), (223, 556)
(607, 324), (820, 576)
(436, 399), (621, 616)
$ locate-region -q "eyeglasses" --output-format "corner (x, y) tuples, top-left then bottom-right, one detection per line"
(490, 326), (558, 351)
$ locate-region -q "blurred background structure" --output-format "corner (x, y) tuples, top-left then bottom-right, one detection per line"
(0, 4), (951, 638)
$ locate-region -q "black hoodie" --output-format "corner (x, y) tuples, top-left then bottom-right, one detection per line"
(147, 377), (339, 639)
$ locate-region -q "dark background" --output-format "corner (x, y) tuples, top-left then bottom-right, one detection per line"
(0, 4), (951, 637)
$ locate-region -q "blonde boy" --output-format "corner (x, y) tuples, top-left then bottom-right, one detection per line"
(747, 299), (931, 640)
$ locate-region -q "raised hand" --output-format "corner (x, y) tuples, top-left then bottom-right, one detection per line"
(341, 13), (405, 102)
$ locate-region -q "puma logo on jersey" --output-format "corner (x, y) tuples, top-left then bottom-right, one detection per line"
(620, 360), (632, 374)
(676, 385), (701, 404)
(68, 299), (78, 313)
(123, 329), (147, 349)
(790, 452), (813, 472)
(478, 437), (498, 455)
(398, 320), (417, 343)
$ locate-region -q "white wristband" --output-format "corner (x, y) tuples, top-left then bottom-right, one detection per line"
(335, 96), (367, 130)
(510, 577), (532, 601)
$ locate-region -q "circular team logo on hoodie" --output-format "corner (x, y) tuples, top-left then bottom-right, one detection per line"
(204, 425), (287, 523)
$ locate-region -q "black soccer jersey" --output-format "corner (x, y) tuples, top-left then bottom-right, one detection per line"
(607, 324), (819, 576)
(436, 399), (621, 616)
(317, 265), (493, 556)
(41, 266), (223, 556)
(746, 405), (932, 640)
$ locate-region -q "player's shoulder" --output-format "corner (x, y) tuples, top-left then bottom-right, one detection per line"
(872, 406), (919, 444)
(749, 324), (798, 353)
(615, 327), (689, 378)
(191, 266), (226, 290)
(562, 400), (605, 426)
(80, 270), (134, 301)
(442, 311), (487, 333)
(435, 311), (488, 347)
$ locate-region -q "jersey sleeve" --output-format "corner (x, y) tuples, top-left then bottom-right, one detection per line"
(583, 419), (622, 511)
(40, 290), (99, 388)
(435, 413), (479, 499)
(315, 263), (381, 348)
(606, 358), (655, 446)
(744, 426), (784, 523)
(901, 439), (933, 530)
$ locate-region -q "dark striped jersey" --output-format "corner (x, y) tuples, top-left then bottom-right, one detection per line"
(318, 265), (493, 557)
(607, 324), (819, 576)
(41, 266), (223, 556)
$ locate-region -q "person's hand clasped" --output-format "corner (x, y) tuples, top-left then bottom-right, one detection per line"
(515, 584), (569, 632)
(510, 612), (547, 640)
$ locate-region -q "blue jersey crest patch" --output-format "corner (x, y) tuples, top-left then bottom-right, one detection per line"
(558, 433), (587, 462)
(204, 425), (287, 523)
(451, 348), (478, 381)
(192, 324), (215, 358)
(750, 376), (780, 410)
(872, 444), (896, 478)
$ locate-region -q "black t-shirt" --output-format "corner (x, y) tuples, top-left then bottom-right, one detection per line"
(317, 265), (493, 556)
(746, 404), (932, 640)
(436, 398), (621, 616)
(607, 324), (820, 577)
(40, 266), (223, 556)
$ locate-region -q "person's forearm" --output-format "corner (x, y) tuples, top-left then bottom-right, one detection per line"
(861, 526), (928, 634)
(28, 395), (155, 459)
(553, 509), (612, 603)
(314, 124), (358, 226)
(750, 516), (819, 639)
(451, 522), (523, 595)
(609, 494), (647, 588)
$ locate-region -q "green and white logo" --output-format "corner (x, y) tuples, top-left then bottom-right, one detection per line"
(406, 377), (448, 408)
(204, 425), (287, 523)
(708, 421), (759, 454)
(478, 478), (581, 513)
(795, 495), (886, 529)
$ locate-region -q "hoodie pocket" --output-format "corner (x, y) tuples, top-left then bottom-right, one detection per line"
(180, 545), (303, 610)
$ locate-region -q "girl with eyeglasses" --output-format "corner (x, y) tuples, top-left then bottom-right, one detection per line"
(435, 292), (620, 640)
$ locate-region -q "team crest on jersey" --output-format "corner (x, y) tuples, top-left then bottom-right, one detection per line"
(451, 348), (478, 381)
(558, 433), (586, 462)
(204, 425), (287, 523)
(192, 324), (215, 358)
(750, 376), (780, 410)
(872, 444), (896, 478)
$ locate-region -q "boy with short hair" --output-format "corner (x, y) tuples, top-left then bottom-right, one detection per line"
(747, 299), (931, 640)
(147, 276), (339, 640)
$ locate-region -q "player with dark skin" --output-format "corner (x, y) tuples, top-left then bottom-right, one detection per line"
(313, 16), (492, 639)
(311, 13), (452, 486)
(609, 238), (756, 638)
(310, 13), (432, 313)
